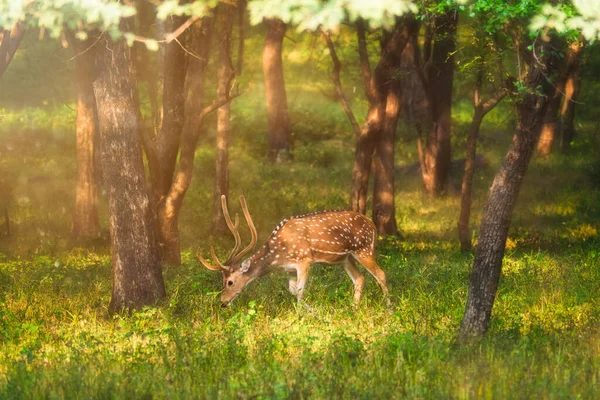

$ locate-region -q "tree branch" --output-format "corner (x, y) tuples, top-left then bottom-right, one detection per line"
(481, 91), (506, 115)
(165, 91), (243, 204)
(322, 29), (361, 138)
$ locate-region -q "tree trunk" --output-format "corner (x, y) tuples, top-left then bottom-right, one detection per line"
(458, 72), (506, 251)
(136, 0), (161, 135)
(93, 30), (165, 312)
(70, 34), (101, 238)
(458, 41), (556, 342)
(372, 80), (400, 235)
(236, 0), (246, 75)
(356, 18), (376, 104)
(158, 17), (214, 265)
(420, 12), (457, 197)
(350, 23), (411, 215)
(536, 94), (561, 156)
(212, 4), (235, 232)
(0, 21), (25, 79)
(156, 15), (189, 198)
(561, 40), (583, 151)
(457, 112), (484, 251)
(263, 18), (290, 162)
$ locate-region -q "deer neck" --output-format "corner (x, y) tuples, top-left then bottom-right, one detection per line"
(246, 243), (274, 278)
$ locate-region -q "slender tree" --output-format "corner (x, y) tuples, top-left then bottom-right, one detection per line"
(417, 11), (458, 197)
(237, 0), (247, 75)
(93, 27), (165, 312)
(457, 70), (506, 250)
(157, 17), (216, 265)
(458, 37), (561, 341)
(135, 0), (161, 134)
(69, 33), (101, 238)
(325, 22), (406, 234)
(263, 18), (290, 162)
(349, 21), (412, 222)
(213, 3), (236, 232)
(157, 15), (189, 199)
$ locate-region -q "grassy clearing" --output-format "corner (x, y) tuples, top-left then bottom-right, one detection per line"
(1, 103), (600, 397)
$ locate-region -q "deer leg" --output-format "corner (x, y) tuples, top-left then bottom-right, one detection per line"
(288, 272), (298, 296)
(294, 263), (310, 302)
(344, 258), (365, 304)
(352, 252), (391, 307)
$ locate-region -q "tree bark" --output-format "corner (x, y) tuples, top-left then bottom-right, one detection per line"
(263, 18), (290, 162)
(0, 21), (25, 79)
(69, 34), (101, 238)
(158, 17), (214, 265)
(372, 79), (400, 235)
(156, 15), (189, 198)
(560, 40), (583, 151)
(458, 41), (557, 342)
(212, 4), (235, 232)
(419, 12), (458, 197)
(93, 30), (165, 312)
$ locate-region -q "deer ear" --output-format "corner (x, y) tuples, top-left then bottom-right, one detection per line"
(240, 259), (251, 273)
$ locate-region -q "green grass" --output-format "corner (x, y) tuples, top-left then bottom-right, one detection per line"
(2, 33), (600, 399)
(1, 107), (599, 397)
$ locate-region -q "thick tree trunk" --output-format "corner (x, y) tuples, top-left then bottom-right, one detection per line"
(372, 80), (400, 235)
(458, 42), (556, 342)
(560, 40), (583, 151)
(263, 18), (290, 162)
(0, 21), (25, 79)
(93, 30), (165, 312)
(420, 12), (457, 197)
(212, 4), (235, 232)
(156, 15), (189, 198)
(350, 23), (411, 215)
(158, 17), (214, 265)
(70, 35), (101, 238)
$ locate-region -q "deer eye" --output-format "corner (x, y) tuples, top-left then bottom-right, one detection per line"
(227, 280), (233, 286)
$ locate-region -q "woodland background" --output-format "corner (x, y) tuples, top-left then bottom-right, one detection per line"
(1, 0), (600, 397)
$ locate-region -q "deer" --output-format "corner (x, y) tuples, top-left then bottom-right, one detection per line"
(198, 195), (390, 307)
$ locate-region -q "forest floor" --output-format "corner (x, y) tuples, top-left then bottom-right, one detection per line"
(1, 95), (600, 398)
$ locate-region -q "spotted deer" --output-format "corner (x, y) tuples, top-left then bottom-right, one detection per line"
(198, 195), (390, 306)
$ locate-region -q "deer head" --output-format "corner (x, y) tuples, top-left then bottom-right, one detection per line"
(197, 195), (258, 306)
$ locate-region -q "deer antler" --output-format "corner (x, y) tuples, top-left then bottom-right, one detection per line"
(197, 247), (229, 271)
(197, 194), (257, 271)
(230, 195), (258, 263)
(220, 194), (242, 264)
